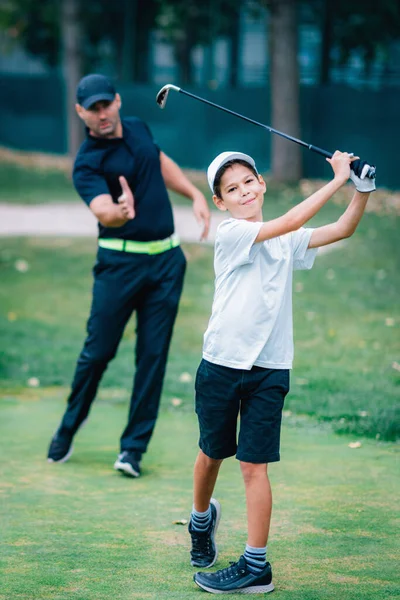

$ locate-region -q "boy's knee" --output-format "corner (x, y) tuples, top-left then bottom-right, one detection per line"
(199, 450), (223, 469)
(240, 461), (268, 483)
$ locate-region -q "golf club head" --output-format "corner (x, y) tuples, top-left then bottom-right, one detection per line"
(156, 84), (180, 109)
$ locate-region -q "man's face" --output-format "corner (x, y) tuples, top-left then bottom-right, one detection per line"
(213, 163), (266, 221)
(75, 94), (122, 138)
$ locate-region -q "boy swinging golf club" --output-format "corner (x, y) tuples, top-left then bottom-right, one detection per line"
(188, 150), (375, 594)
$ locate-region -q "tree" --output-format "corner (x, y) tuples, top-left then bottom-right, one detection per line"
(61, 0), (83, 157)
(155, 0), (241, 85)
(267, 0), (302, 181)
(309, 0), (400, 84)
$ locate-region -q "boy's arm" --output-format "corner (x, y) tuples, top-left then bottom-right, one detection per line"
(308, 159), (376, 248)
(255, 151), (354, 244)
(308, 191), (369, 248)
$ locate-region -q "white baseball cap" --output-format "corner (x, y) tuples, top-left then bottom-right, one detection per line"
(207, 151), (258, 193)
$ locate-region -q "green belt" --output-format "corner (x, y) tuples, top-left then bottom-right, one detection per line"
(98, 233), (180, 255)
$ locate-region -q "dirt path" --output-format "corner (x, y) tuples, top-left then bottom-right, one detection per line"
(0, 203), (226, 243)
(0, 202), (344, 256)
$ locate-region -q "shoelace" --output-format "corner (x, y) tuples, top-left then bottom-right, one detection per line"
(191, 531), (212, 557)
(215, 559), (247, 582)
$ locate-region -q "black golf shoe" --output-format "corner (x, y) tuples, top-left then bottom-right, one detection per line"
(47, 434), (74, 463)
(194, 555), (274, 594)
(113, 451), (141, 477)
(189, 498), (221, 568)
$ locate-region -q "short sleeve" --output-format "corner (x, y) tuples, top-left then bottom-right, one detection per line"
(217, 219), (263, 270)
(290, 227), (318, 270)
(73, 156), (110, 206)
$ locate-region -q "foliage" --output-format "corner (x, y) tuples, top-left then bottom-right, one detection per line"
(330, 0), (400, 65)
(0, 0), (60, 67)
(155, 0), (240, 45)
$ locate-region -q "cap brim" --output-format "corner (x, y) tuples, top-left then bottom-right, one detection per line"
(80, 93), (115, 109)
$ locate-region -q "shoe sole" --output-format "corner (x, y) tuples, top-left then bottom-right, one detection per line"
(191, 497), (221, 569)
(47, 445), (74, 464)
(194, 579), (274, 594)
(113, 460), (140, 478)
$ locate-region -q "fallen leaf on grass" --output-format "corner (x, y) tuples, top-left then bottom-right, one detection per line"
(7, 312), (17, 321)
(348, 441), (362, 449)
(326, 269), (335, 280)
(295, 378), (309, 386)
(179, 372), (192, 383)
(385, 318), (395, 327)
(15, 259), (29, 272)
(172, 519), (188, 525)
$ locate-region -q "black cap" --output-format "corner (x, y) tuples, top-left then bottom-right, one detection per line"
(76, 74), (116, 109)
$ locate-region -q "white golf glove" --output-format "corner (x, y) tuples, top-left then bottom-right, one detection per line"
(349, 159), (376, 192)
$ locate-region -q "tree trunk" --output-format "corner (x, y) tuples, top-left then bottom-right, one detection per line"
(61, 0), (83, 157)
(229, 7), (240, 88)
(320, 0), (333, 85)
(268, 0), (302, 182)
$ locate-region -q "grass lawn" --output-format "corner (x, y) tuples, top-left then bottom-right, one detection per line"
(1, 202), (399, 440)
(0, 396), (398, 600)
(0, 161), (399, 598)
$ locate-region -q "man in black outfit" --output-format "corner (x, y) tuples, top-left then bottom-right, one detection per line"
(47, 74), (210, 477)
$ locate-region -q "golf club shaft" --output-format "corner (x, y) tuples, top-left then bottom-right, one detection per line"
(162, 86), (375, 178)
(179, 88), (332, 159)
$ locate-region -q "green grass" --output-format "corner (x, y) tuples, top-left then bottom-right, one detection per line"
(0, 163), (79, 204)
(1, 202), (399, 440)
(0, 397), (398, 599)
(0, 176), (399, 597)
(0, 161), (204, 207)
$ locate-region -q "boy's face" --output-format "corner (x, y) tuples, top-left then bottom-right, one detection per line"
(213, 163), (266, 221)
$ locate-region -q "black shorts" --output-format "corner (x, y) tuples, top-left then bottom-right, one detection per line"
(195, 359), (290, 464)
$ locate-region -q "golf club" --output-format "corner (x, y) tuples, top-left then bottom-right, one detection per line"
(156, 84), (376, 179)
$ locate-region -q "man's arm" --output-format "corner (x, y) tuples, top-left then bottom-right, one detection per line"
(90, 176), (135, 227)
(160, 151), (210, 240)
(255, 151), (353, 244)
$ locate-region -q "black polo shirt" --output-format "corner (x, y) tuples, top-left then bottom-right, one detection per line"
(73, 117), (175, 241)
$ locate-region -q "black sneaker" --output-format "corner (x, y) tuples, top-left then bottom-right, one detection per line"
(189, 498), (221, 568)
(47, 434), (73, 463)
(194, 555), (274, 594)
(113, 451), (141, 478)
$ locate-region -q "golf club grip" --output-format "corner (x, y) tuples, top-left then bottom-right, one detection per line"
(310, 145), (376, 179)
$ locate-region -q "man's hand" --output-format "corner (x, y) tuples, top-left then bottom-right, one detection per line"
(349, 160), (376, 193)
(326, 150), (359, 185)
(192, 190), (210, 241)
(118, 176), (135, 219)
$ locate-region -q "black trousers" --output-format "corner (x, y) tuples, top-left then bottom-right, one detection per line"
(57, 245), (187, 455)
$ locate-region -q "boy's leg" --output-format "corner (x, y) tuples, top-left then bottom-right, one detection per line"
(193, 368), (287, 593)
(193, 449), (223, 511)
(193, 464), (274, 595)
(190, 360), (240, 568)
(189, 450), (223, 569)
(240, 461), (271, 548)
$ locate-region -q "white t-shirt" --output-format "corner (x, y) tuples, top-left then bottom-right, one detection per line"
(202, 218), (318, 370)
